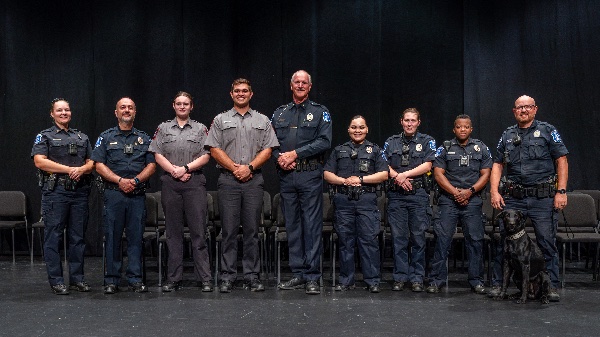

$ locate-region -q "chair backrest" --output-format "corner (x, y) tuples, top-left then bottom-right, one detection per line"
(273, 193), (285, 226)
(558, 192), (597, 228)
(206, 192), (214, 225)
(322, 192), (334, 222)
(261, 191), (272, 227)
(574, 189), (600, 221)
(144, 193), (158, 227)
(0, 191), (27, 217)
(207, 190), (219, 220)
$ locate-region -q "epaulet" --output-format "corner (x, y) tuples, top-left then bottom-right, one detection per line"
(309, 101), (328, 110)
(276, 103), (292, 111)
(389, 134), (402, 140)
(134, 128), (149, 136)
(506, 124), (518, 130)
(70, 128), (80, 132)
(100, 127), (117, 136)
(40, 127), (54, 134)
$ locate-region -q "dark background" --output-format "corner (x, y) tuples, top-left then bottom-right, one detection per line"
(1, 0), (599, 245)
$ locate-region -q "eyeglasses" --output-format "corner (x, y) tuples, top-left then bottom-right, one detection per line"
(513, 104), (536, 111)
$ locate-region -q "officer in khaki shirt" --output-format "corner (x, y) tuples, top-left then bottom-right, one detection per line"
(205, 78), (279, 293)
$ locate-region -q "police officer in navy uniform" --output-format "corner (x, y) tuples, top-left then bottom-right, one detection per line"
(92, 97), (156, 294)
(426, 114), (492, 294)
(205, 78), (279, 293)
(273, 70), (332, 294)
(382, 108), (436, 292)
(488, 95), (568, 302)
(149, 91), (212, 292)
(32, 98), (94, 295)
(324, 116), (388, 293)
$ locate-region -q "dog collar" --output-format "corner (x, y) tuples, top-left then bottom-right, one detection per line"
(507, 229), (526, 240)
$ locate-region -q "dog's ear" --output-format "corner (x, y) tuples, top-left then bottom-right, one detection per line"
(517, 210), (526, 226)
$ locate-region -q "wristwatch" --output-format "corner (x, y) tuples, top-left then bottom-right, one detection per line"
(134, 177), (141, 186)
(359, 176), (364, 184)
(248, 164), (255, 173)
(184, 164), (190, 173)
(557, 189), (567, 194)
(469, 186), (476, 194)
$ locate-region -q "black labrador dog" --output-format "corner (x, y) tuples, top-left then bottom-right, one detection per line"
(494, 209), (550, 304)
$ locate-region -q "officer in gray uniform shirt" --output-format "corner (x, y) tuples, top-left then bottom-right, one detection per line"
(204, 78), (279, 293)
(149, 91), (212, 292)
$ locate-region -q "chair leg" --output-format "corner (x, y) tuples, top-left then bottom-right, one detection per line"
(562, 242), (566, 288)
(277, 241), (281, 285)
(102, 239), (106, 287)
(12, 229), (16, 264)
(214, 241), (220, 288)
(158, 242), (163, 287)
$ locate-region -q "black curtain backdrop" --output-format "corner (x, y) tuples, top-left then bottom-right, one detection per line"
(1, 0), (599, 250)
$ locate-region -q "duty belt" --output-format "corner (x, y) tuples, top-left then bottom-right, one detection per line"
(104, 181), (147, 195)
(333, 185), (376, 201)
(388, 179), (424, 195)
(294, 157), (323, 172)
(40, 173), (91, 191)
(503, 181), (556, 199)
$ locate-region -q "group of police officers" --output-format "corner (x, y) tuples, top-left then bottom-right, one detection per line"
(31, 70), (568, 302)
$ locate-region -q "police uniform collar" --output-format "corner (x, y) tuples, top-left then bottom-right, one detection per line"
(115, 126), (140, 136)
(344, 140), (372, 148)
(229, 107), (255, 116)
(401, 132), (419, 142)
(451, 137), (473, 147)
(52, 125), (74, 134)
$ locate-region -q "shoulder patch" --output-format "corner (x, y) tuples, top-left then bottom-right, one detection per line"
(435, 146), (443, 157)
(322, 111), (331, 123)
(428, 139), (436, 151)
(550, 130), (562, 143)
(94, 136), (103, 148)
(34, 134), (42, 145)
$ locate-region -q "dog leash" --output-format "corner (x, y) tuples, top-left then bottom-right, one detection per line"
(557, 209), (573, 239)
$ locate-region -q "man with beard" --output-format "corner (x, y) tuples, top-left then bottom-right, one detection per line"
(92, 97), (156, 294)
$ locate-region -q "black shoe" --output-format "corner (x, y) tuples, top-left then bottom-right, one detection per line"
(411, 282), (424, 292)
(104, 284), (118, 295)
(305, 280), (320, 294)
(472, 284), (486, 295)
(51, 283), (70, 295)
(368, 284), (381, 293)
(161, 281), (181, 292)
(392, 281), (404, 291)
(334, 283), (355, 291)
(278, 277), (306, 290)
(219, 280), (233, 293)
(199, 281), (214, 292)
(244, 279), (265, 292)
(426, 283), (440, 294)
(69, 281), (91, 292)
(548, 288), (560, 302)
(487, 285), (501, 298)
(128, 282), (148, 293)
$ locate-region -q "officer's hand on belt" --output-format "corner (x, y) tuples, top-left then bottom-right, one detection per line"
(401, 178), (414, 191)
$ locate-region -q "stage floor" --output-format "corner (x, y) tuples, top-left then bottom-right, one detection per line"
(1, 255), (600, 337)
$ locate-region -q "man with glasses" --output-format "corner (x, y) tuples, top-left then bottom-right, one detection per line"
(488, 95), (568, 302)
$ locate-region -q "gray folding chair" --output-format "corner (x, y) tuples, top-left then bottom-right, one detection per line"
(0, 191), (29, 263)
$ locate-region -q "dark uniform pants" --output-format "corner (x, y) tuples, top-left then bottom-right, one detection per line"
(42, 185), (89, 286)
(161, 174), (210, 283)
(491, 196), (559, 288)
(333, 192), (381, 286)
(218, 173), (264, 282)
(387, 189), (429, 283)
(279, 167), (324, 281)
(103, 189), (145, 285)
(429, 194), (485, 287)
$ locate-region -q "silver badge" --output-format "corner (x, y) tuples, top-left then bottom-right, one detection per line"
(474, 145), (480, 152)
(138, 137), (143, 145)
(366, 146), (372, 154)
(534, 130), (540, 137)
(416, 144), (422, 152)
(306, 113), (313, 121)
